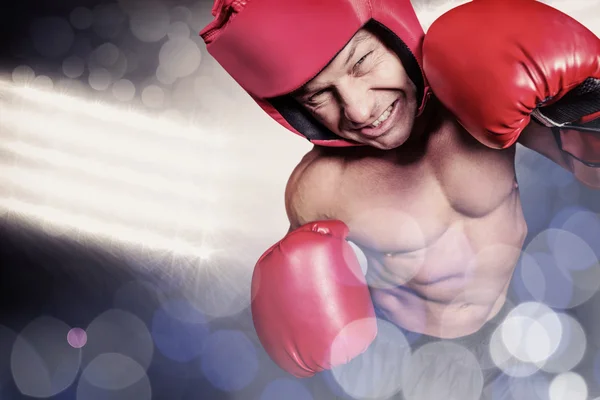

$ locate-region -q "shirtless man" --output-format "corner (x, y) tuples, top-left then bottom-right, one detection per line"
(200, 0), (600, 378)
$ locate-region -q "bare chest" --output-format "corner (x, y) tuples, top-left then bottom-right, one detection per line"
(332, 120), (519, 254)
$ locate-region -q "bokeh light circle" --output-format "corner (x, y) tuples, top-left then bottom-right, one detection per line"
(77, 353), (151, 400)
(32, 75), (54, 91)
(549, 205), (589, 231)
(82, 353), (146, 390)
(347, 240), (368, 276)
(112, 79), (136, 102)
(331, 318), (410, 400)
(141, 85), (165, 108)
(29, 17), (74, 58)
(12, 65), (35, 84)
(507, 373), (551, 400)
(93, 43), (120, 67)
(200, 330), (258, 392)
(67, 328), (87, 349)
(62, 55), (85, 78)
(517, 251), (549, 303)
(402, 341), (484, 400)
(549, 372), (588, 400)
(170, 6), (192, 23)
(560, 209), (600, 258)
(82, 309), (154, 372)
(488, 303), (564, 378)
(70, 7), (93, 30)
(538, 312), (587, 374)
(501, 302), (562, 365)
(10, 316), (81, 398)
(168, 21), (191, 39)
(489, 325), (542, 378)
(129, 1), (170, 43)
(547, 229), (599, 272)
(156, 65), (177, 85)
(158, 38), (202, 79)
(151, 299), (210, 362)
(88, 68), (113, 91)
(520, 229), (600, 309)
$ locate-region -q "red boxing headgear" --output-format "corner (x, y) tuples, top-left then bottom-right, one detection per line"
(200, 0), (430, 147)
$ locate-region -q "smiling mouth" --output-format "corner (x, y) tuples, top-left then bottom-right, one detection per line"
(354, 99), (400, 139)
(369, 103), (394, 128)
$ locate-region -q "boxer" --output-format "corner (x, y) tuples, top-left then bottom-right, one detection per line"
(200, 0), (600, 378)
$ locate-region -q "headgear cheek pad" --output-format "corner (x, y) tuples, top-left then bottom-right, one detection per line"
(200, 0), (431, 147)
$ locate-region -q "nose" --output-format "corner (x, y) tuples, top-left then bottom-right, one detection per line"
(338, 81), (373, 127)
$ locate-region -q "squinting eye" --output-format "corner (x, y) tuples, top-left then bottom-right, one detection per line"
(354, 51), (373, 68)
(308, 89), (328, 103)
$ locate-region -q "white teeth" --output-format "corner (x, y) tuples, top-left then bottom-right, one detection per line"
(370, 104), (393, 128)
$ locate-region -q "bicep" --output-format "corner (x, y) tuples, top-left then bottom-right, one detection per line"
(284, 150), (336, 230)
(284, 154), (312, 231)
(284, 181), (302, 231)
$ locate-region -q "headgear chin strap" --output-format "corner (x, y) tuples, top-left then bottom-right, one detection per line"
(200, 0), (431, 147)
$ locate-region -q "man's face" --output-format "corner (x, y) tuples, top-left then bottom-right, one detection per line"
(293, 28), (418, 149)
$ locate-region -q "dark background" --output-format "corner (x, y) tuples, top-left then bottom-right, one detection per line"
(2, 1), (600, 399)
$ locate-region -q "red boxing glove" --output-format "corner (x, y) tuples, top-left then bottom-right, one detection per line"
(251, 220), (377, 378)
(422, 0), (600, 160)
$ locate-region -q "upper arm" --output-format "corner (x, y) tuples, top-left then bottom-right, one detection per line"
(284, 149), (340, 230)
(518, 121), (600, 189)
(517, 121), (572, 170)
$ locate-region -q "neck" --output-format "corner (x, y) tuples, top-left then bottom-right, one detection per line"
(406, 96), (444, 145)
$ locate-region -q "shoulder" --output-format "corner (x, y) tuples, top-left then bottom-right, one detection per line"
(285, 147), (345, 229)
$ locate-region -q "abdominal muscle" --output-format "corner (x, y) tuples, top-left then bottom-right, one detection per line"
(364, 189), (526, 339)
(306, 114), (528, 338)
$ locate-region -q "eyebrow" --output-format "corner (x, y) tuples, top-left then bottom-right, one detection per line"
(293, 31), (372, 98)
(343, 31), (370, 67)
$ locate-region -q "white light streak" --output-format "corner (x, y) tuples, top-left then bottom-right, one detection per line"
(0, 197), (217, 260)
(0, 80), (229, 147)
(0, 141), (219, 203)
(2, 166), (222, 231)
(0, 74), (294, 265)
